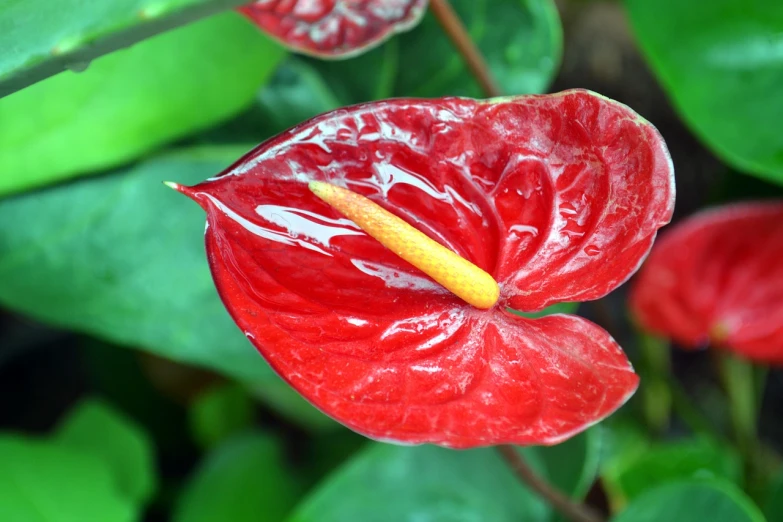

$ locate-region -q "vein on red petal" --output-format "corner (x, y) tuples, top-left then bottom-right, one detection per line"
(192, 100), (507, 314)
(207, 218), (639, 446)
(482, 91), (675, 311)
(201, 93), (674, 314)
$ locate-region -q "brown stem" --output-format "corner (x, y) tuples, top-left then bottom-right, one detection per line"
(428, 0), (502, 97)
(496, 445), (605, 522)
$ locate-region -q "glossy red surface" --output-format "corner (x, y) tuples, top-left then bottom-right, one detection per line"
(179, 90), (675, 447)
(631, 202), (783, 365)
(239, 0), (427, 58)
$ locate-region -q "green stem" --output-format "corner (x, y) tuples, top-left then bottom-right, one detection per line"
(0, 0), (251, 98)
(496, 446), (605, 522)
(429, 0), (501, 97)
(638, 332), (672, 436)
(718, 352), (765, 497)
(719, 353), (758, 456)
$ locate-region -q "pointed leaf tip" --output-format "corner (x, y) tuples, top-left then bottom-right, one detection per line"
(163, 181), (200, 203)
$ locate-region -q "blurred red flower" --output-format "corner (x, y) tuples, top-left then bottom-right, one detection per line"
(631, 201), (783, 365)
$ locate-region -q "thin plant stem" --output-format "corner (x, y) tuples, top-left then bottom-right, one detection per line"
(638, 332), (672, 435)
(634, 327), (724, 441)
(496, 445), (605, 522)
(717, 352), (766, 497)
(719, 352), (757, 457)
(429, 0), (502, 97)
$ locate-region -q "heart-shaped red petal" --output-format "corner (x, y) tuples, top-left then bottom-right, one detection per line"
(630, 202), (783, 364)
(484, 92), (675, 311)
(239, 0), (428, 58)
(176, 91), (670, 446)
(208, 228), (639, 446)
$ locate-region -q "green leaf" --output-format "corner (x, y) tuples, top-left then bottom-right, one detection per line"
(193, 55), (342, 149)
(255, 57), (342, 137)
(0, 435), (136, 522)
(308, 0), (562, 103)
(0, 0), (252, 96)
(190, 384), (254, 450)
(289, 429), (598, 522)
(764, 470), (783, 522)
(249, 379), (338, 432)
(174, 433), (300, 522)
(612, 480), (766, 522)
(55, 398), (157, 507)
(600, 420), (653, 472)
(625, 0), (783, 185)
(80, 338), (194, 452)
(0, 12), (285, 197)
(0, 145), (330, 429)
(604, 437), (742, 510)
(300, 429), (368, 488)
(540, 426), (602, 502)
(289, 444), (548, 522)
(0, 146), (258, 379)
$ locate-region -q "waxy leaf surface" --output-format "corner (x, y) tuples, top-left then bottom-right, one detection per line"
(0, 0), (255, 97)
(631, 201), (783, 364)
(613, 480), (764, 522)
(0, 12), (284, 197)
(239, 0), (427, 57)
(306, 0), (562, 100)
(0, 146), (336, 430)
(55, 399), (157, 506)
(181, 90), (674, 447)
(290, 431), (599, 522)
(0, 436), (136, 522)
(173, 433), (299, 522)
(625, 0), (783, 185)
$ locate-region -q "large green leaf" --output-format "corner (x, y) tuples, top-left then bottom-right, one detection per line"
(249, 379), (338, 432)
(605, 437), (742, 509)
(0, 145), (334, 428)
(308, 0), (562, 103)
(612, 480), (765, 522)
(189, 384), (254, 450)
(625, 0), (783, 185)
(54, 398), (157, 506)
(0, 12), (285, 197)
(0, 436), (136, 522)
(255, 58), (342, 136)
(173, 433), (300, 522)
(0, 146), (268, 381)
(289, 429), (599, 522)
(542, 426), (603, 502)
(289, 445), (548, 522)
(0, 0), (251, 96)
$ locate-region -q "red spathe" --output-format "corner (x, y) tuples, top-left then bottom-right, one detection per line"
(239, 0), (428, 58)
(178, 90), (675, 447)
(631, 201), (783, 365)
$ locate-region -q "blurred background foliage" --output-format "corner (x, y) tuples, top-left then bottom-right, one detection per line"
(1, 0), (782, 521)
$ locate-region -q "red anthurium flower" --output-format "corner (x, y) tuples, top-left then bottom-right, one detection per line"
(239, 0), (428, 58)
(630, 202), (783, 365)
(170, 90), (675, 448)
